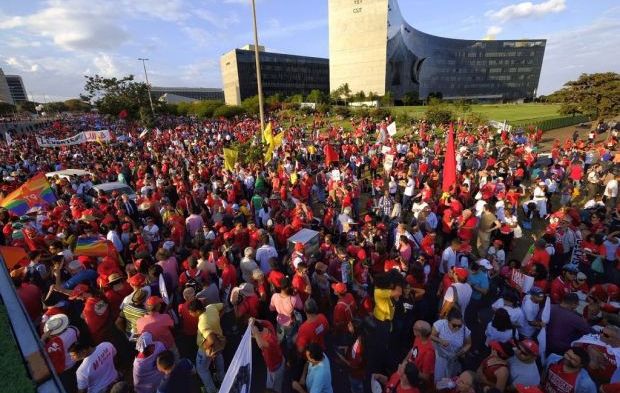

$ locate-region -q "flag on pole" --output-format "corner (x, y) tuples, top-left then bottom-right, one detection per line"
(324, 144), (339, 166)
(0, 246), (28, 269)
(74, 236), (113, 257)
(387, 121), (397, 136)
(0, 173), (57, 216)
(263, 123), (284, 164)
(218, 324), (252, 393)
(223, 148), (239, 171)
(441, 123), (457, 193)
(262, 122), (272, 144)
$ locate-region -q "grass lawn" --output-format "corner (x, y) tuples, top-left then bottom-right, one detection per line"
(0, 304), (35, 393)
(390, 103), (562, 123)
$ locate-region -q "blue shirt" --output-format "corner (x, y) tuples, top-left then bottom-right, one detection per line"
(467, 270), (489, 301)
(62, 269), (98, 290)
(306, 355), (333, 393)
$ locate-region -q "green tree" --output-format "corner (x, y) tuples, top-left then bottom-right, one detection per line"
(190, 100), (224, 118)
(0, 102), (15, 116)
(380, 91), (394, 106)
(213, 105), (246, 119)
(331, 83), (352, 106)
(367, 91), (379, 101)
(139, 106), (155, 128)
(352, 90), (366, 102)
(402, 91), (420, 106)
(551, 72), (620, 120)
(306, 89), (327, 104)
(241, 96), (260, 115)
(16, 101), (37, 113)
(63, 99), (91, 112)
(81, 74), (154, 119)
(424, 105), (454, 125)
(287, 94), (304, 104)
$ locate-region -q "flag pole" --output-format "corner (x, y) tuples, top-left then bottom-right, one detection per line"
(251, 0), (266, 140)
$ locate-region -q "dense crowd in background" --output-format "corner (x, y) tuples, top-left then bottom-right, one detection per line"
(1, 112), (620, 393)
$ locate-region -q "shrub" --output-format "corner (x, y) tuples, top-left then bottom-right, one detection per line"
(353, 107), (370, 118)
(463, 111), (488, 127)
(333, 106), (351, 117)
(424, 105), (454, 125)
(370, 107), (391, 120)
(300, 106), (315, 115)
(241, 96), (260, 115)
(316, 103), (331, 114)
(213, 105), (246, 119)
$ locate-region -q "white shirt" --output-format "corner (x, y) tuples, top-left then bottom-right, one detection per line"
(411, 201), (428, 218)
(440, 247), (457, 274)
(491, 299), (523, 327)
(604, 179), (618, 198)
(106, 230), (123, 252)
(142, 224), (160, 242)
(443, 282), (472, 316)
(518, 295), (550, 338)
(76, 342), (118, 393)
(256, 244), (278, 274)
(404, 178), (415, 196)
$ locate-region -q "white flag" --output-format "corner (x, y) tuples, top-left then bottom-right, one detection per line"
(5, 132), (12, 146)
(139, 128), (150, 139)
(218, 324), (252, 393)
(387, 121), (397, 136)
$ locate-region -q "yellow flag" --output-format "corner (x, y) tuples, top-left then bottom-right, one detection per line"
(223, 148), (238, 171)
(262, 123), (272, 144)
(290, 172), (298, 185)
(273, 132), (284, 149)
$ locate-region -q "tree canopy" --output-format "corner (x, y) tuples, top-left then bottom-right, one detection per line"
(81, 74), (154, 119)
(549, 72), (620, 119)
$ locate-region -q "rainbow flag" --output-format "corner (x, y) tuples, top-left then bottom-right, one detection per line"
(0, 173), (56, 215)
(74, 236), (111, 257)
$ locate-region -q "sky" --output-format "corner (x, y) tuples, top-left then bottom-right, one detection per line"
(0, 0), (618, 101)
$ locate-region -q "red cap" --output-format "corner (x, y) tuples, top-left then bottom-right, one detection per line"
(145, 296), (163, 308)
(295, 242), (305, 252)
(364, 214), (373, 223)
(127, 273), (146, 287)
(453, 267), (468, 281)
(517, 339), (539, 356)
(331, 282), (347, 294)
(489, 341), (509, 358)
(493, 239), (504, 247)
(77, 255), (91, 264)
(69, 283), (90, 299)
(459, 243), (472, 253)
(405, 274), (416, 286)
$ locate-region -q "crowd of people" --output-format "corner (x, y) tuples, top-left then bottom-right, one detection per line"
(1, 111), (619, 393)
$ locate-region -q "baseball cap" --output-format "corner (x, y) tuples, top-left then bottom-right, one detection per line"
(577, 272), (587, 281)
(453, 267), (469, 281)
(528, 287), (544, 296)
(145, 296), (163, 308)
(517, 339), (539, 356)
(331, 282), (347, 294)
(69, 283), (90, 299)
(562, 264), (579, 274)
(477, 259), (493, 270)
(127, 273), (146, 287)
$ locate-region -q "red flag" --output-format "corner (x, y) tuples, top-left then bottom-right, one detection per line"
(442, 123), (457, 193)
(119, 109), (128, 119)
(0, 246), (28, 268)
(324, 144), (339, 166)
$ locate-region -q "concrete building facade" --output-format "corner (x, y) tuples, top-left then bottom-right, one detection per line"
(5, 75), (27, 102)
(329, 0), (546, 101)
(0, 68), (14, 105)
(220, 46), (329, 105)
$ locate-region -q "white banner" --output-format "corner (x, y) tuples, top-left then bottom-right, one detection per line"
(489, 120), (512, 132)
(218, 324), (252, 393)
(383, 154), (395, 172)
(387, 121), (397, 136)
(510, 268), (535, 294)
(36, 130), (111, 147)
(4, 132), (12, 146)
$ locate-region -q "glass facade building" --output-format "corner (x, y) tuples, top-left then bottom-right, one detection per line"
(5, 75), (27, 102)
(329, 0), (546, 102)
(221, 47), (329, 105)
(386, 0), (546, 101)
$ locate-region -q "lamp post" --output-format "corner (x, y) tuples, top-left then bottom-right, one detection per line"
(251, 0), (265, 138)
(138, 58), (155, 115)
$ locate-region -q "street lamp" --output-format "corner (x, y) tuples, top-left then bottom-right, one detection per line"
(138, 58), (155, 116)
(251, 0), (265, 139)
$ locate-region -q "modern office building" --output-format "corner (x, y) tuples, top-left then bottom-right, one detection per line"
(220, 45), (329, 105)
(5, 75), (27, 102)
(150, 87), (224, 102)
(0, 68), (14, 105)
(329, 0), (546, 102)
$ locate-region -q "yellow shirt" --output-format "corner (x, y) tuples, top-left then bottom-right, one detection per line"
(196, 303), (224, 346)
(373, 288), (394, 321)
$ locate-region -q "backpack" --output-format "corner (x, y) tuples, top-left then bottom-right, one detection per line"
(183, 270), (203, 292)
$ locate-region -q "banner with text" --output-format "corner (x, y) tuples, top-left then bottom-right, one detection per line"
(36, 130), (112, 147)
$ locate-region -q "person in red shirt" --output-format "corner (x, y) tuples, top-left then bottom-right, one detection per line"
(372, 360), (422, 393)
(527, 239), (551, 272)
(550, 265), (578, 304)
(218, 256), (237, 296)
(543, 347), (596, 393)
(11, 270), (43, 322)
(250, 318), (284, 393)
(332, 282), (357, 336)
(292, 262), (312, 303)
(70, 283), (111, 344)
(406, 320), (435, 388)
(477, 341), (512, 392)
(295, 298), (329, 354)
(232, 283), (260, 325)
(102, 273), (132, 321)
(177, 287), (198, 359)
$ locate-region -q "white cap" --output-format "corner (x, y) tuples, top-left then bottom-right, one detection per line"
(477, 259), (493, 270)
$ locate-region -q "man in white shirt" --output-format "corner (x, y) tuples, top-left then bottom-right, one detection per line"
(70, 341), (118, 393)
(604, 175), (619, 211)
(106, 223), (123, 253)
(441, 267), (472, 318)
(411, 198), (429, 220)
(440, 239), (460, 274)
(403, 176), (415, 212)
(255, 233), (278, 274)
(518, 287), (550, 339)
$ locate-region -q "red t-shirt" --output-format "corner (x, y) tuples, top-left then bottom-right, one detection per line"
(178, 301), (198, 336)
(333, 293), (357, 331)
(237, 295), (260, 320)
(572, 342), (618, 384)
(544, 360), (579, 393)
(407, 337), (435, 379)
(17, 283), (42, 322)
(296, 314), (329, 352)
(292, 273), (310, 302)
(267, 270), (285, 289)
(221, 264), (237, 289)
(550, 277), (571, 304)
(530, 249), (550, 271)
(82, 297), (110, 344)
(258, 321), (283, 372)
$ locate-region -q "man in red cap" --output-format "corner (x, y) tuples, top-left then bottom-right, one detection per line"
(332, 282), (356, 336)
(69, 283), (110, 344)
(508, 339), (541, 388)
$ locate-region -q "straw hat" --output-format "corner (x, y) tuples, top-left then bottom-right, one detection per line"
(44, 314), (69, 336)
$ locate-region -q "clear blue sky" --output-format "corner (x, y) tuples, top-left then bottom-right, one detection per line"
(0, 0), (618, 101)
